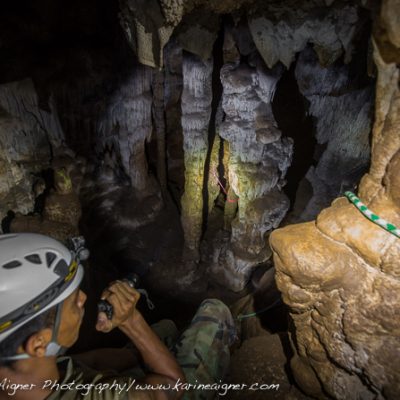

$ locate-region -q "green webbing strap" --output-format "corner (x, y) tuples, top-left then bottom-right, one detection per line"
(344, 191), (400, 239)
(236, 298), (281, 321)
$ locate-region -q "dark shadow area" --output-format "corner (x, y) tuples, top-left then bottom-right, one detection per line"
(32, 168), (55, 214)
(279, 332), (296, 385)
(272, 62), (316, 210)
(1, 211), (15, 233)
(201, 18), (225, 237)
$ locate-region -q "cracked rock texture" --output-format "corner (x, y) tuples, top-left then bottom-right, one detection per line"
(270, 5), (400, 398)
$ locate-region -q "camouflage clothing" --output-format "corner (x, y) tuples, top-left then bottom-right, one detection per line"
(173, 299), (237, 400)
(48, 299), (236, 400)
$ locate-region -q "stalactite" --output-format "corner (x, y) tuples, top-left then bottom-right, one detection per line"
(98, 64), (157, 196)
(180, 53), (213, 257)
(247, 4), (364, 68)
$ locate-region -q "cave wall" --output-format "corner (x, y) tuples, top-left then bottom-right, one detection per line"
(292, 46), (374, 221)
(0, 0), (378, 296)
(0, 79), (64, 225)
(270, 1), (400, 398)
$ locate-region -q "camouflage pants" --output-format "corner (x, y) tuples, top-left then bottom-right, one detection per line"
(152, 299), (237, 400)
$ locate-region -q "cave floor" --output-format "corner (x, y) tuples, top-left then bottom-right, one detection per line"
(73, 192), (310, 399)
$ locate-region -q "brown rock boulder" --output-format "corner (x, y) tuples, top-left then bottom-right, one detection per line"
(270, 5), (400, 398)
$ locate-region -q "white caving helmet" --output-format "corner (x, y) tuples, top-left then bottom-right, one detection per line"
(0, 233), (84, 360)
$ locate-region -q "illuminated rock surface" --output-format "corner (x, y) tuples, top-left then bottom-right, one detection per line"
(210, 59), (292, 291)
(270, 4), (400, 396)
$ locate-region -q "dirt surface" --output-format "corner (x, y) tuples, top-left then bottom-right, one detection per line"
(226, 334), (311, 400)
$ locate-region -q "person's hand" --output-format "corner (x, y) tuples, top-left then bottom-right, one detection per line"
(96, 280), (141, 333)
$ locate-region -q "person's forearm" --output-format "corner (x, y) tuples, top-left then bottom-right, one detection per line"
(119, 312), (185, 384)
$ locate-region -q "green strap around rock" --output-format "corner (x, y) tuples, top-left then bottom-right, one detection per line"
(344, 191), (400, 239)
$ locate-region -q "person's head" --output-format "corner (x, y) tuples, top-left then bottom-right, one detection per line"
(0, 233), (86, 367)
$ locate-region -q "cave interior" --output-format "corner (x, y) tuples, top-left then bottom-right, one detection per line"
(1, 0), (400, 398)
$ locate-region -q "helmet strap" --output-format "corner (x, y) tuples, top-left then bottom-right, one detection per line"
(45, 302), (66, 357)
(0, 303), (65, 362)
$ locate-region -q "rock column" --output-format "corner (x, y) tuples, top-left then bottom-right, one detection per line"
(180, 53), (213, 256)
(214, 60), (292, 290)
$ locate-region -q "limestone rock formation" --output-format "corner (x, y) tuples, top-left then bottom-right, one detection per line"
(292, 47), (373, 221)
(11, 166), (82, 242)
(270, 11), (400, 399)
(0, 79), (64, 229)
(116, 0), (376, 293)
(180, 53), (213, 256)
(247, 2), (364, 69)
(119, 0), (368, 71)
(210, 58), (292, 291)
(98, 64), (158, 197)
(119, 0), (252, 67)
